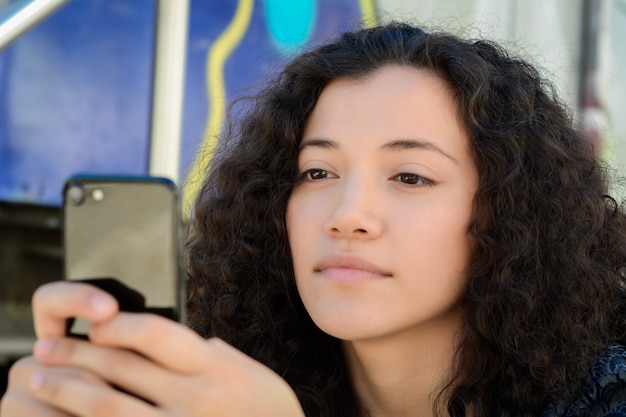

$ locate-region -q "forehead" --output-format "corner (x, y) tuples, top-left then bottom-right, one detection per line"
(302, 66), (470, 157)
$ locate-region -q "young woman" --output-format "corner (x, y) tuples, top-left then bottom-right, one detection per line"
(3, 22), (626, 417)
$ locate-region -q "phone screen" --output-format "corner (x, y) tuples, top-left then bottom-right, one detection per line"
(63, 176), (184, 325)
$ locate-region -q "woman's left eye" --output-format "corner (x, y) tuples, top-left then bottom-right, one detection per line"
(394, 173), (434, 186)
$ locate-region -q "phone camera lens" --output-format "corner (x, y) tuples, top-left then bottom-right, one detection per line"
(92, 189), (104, 202)
(67, 184), (85, 206)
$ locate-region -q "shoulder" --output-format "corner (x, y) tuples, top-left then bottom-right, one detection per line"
(543, 345), (626, 417)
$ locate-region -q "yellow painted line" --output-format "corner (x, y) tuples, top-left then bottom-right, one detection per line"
(183, 0), (254, 214)
(359, 0), (378, 27)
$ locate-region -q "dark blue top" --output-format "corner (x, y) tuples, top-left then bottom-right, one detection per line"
(542, 345), (626, 416)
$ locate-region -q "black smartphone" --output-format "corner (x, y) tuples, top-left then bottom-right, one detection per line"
(62, 175), (185, 333)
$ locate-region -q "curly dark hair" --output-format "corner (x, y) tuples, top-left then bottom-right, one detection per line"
(186, 22), (626, 417)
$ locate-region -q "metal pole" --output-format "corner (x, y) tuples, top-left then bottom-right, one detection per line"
(148, 0), (189, 184)
(0, 0), (70, 52)
(578, 0), (605, 152)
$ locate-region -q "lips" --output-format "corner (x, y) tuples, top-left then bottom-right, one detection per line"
(314, 253), (393, 281)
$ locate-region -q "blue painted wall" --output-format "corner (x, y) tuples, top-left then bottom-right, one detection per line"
(0, 0), (156, 206)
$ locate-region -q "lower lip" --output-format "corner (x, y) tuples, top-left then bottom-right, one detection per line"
(318, 267), (389, 283)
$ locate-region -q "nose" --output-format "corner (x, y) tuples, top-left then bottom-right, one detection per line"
(324, 178), (382, 239)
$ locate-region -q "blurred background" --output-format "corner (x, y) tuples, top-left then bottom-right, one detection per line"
(1, 0), (625, 396)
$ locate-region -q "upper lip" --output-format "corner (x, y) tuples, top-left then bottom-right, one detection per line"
(314, 253), (393, 277)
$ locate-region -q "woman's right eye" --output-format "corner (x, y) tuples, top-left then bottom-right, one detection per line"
(300, 168), (335, 181)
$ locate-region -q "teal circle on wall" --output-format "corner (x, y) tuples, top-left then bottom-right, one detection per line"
(265, 0), (316, 55)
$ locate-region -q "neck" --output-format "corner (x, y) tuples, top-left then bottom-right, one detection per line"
(343, 309), (462, 417)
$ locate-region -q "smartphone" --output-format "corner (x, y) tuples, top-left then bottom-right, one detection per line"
(62, 175), (185, 332)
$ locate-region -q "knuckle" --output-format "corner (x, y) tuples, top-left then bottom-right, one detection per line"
(70, 367), (102, 386)
(88, 392), (121, 417)
(103, 350), (135, 377)
(130, 314), (164, 345)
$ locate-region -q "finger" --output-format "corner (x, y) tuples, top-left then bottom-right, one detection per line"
(33, 281), (118, 338)
(33, 337), (173, 405)
(3, 355), (111, 417)
(30, 369), (160, 417)
(15, 356), (107, 389)
(0, 391), (72, 417)
(1, 356), (72, 417)
(88, 313), (210, 373)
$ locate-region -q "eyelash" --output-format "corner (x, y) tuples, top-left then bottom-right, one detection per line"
(393, 173), (435, 186)
(298, 169), (434, 187)
(298, 168), (335, 182)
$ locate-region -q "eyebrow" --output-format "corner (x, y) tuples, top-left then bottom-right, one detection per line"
(382, 139), (458, 163)
(300, 138), (458, 163)
(299, 139), (337, 150)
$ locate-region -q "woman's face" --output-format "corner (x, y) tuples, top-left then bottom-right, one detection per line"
(286, 66), (478, 342)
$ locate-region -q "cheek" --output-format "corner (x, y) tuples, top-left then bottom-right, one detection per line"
(285, 196), (308, 265)
(285, 199), (308, 300)
(394, 202), (473, 271)
(286, 192), (322, 248)
(285, 198), (299, 249)
(286, 193), (328, 291)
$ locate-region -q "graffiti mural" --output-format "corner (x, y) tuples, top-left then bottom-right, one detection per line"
(181, 0), (377, 210)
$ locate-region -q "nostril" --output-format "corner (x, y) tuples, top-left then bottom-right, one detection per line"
(355, 228), (367, 233)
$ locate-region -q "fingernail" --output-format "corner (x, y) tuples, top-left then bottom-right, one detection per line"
(34, 339), (55, 358)
(30, 373), (45, 391)
(91, 293), (115, 315)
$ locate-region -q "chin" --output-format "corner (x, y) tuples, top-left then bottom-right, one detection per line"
(309, 311), (388, 342)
